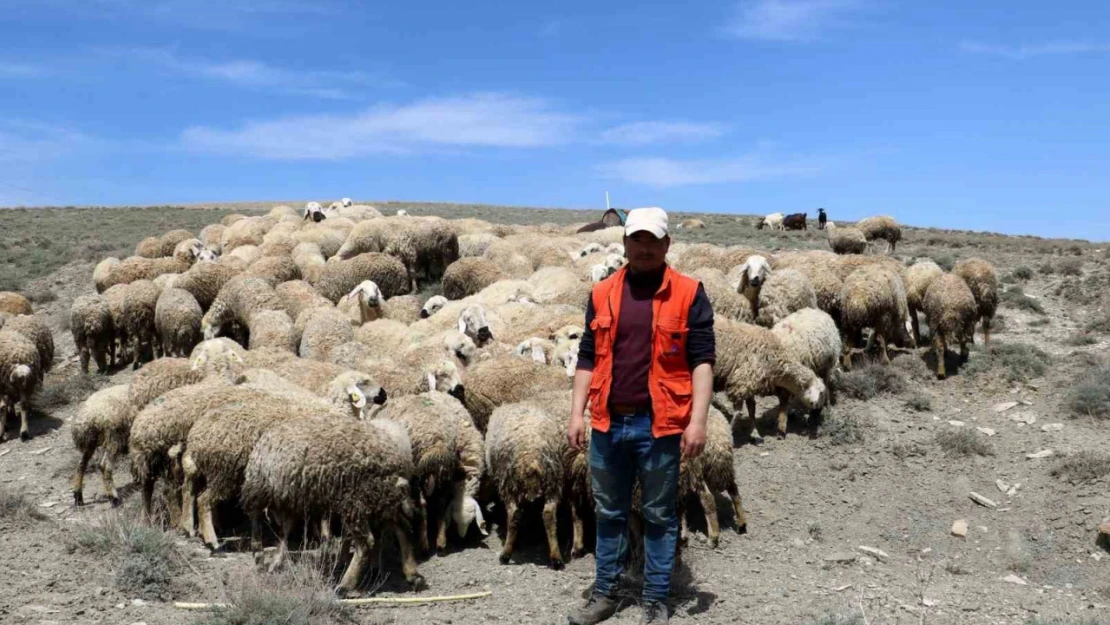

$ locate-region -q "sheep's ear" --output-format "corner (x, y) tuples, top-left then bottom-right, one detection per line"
(425, 372), (436, 392)
(531, 343), (547, 364)
(347, 385), (367, 409)
(457, 317), (467, 334)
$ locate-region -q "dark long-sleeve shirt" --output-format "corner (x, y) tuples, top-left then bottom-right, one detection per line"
(577, 266), (715, 406)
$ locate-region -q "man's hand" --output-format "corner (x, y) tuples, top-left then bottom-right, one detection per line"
(568, 413), (587, 450)
(680, 420), (706, 459)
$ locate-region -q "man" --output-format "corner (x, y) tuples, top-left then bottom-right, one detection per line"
(567, 207), (715, 625)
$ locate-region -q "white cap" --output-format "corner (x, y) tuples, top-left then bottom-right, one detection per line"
(624, 207), (669, 239)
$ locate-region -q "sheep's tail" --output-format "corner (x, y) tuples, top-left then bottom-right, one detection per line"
(417, 445), (457, 496)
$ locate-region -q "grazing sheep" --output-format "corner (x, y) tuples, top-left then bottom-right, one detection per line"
(298, 307), (354, 362)
(101, 256), (191, 290)
(689, 268), (754, 323)
(71, 295), (114, 374)
(443, 257), (506, 300)
(840, 265), (914, 369)
(485, 399), (567, 569)
(827, 223), (868, 255)
(242, 255), (301, 285)
(677, 218), (706, 230)
(241, 415), (423, 592)
(136, 236), (163, 258)
(354, 356), (465, 400)
(752, 269), (817, 328)
(102, 284), (130, 366)
(155, 288), (203, 358)
(903, 260), (944, 345)
(316, 253), (411, 302)
(714, 318), (827, 439)
(771, 253), (844, 323)
(160, 230), (195, 258)
(771, 308), (842, 426)
(336, 216), (460, 290)
(0, 330), (41, 442)
(380, 294), (424, 324)
(70, 384), (131, 506)
(199, 224), (226, 253)
(274, 280), (331, 323)
(122, 280), (162, 369)
(220, 216), (271, 252)
(420, 295), (449, 319)
(832, 254), (903, 282)
(923, 273), (979, 379)
(376, 391), (486, 554)
(247, 310), (298, 353)
(202, 276), (285, 342)
(93, 257), (121, 294)
(221, 214), (247, 227)
(674, 244), (761, 275)
(174, 261), (243, 311)
(294, 225), (347, 261)
(680, 406), (746, 546)
(857, 215), (902, 253)
(1, 315), (53, 380)
(953, 258), (999, 344)
(757, 212), (784, 230)
(462, 358), (569, 433)
(458, 233), (499, 258)
(0, 292), (33, 316)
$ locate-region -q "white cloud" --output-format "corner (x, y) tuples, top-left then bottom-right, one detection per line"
(600, 121), (728, 146)
(0, 62), (45, 77)
(725, 0), (860, 41)
(959, 40), (1110, 60)
(596, 155), (820, 187)
(0, 121), (91, 163)
(182, 93), (584, 159)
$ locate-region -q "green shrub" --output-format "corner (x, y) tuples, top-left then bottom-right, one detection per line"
(1000, 286), (1045, 314)
(905, 393), (933, 412)
(964, 342), (1051, 383)
(1068, 366), (1110, 419)
(1012, 266), (1034, 281)
(837, 364), (907, 400)
(1059, 258), (1083, 276)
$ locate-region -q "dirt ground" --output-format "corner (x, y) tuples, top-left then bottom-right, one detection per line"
(1, 204), (1108, 625)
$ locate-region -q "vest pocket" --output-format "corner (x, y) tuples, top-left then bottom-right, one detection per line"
(655, 323), (688, 376)
(657, 376), (692, 423)
(591, 315), (613, 357)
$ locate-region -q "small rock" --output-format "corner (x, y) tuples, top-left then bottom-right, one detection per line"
(996, 479), (1010, 493)
(1009, 412), (1036, 425)
(994, 401), (1019, 413)
(977, 427), (996, 437)
(1008, 484), (1020, 496)
(759, 452), (770, 457)
(131, 599), (147, 607)
(1027, 449), (1054, 460)
(1041, 423), (1064, 432)
(952, 520), (968, 537)
(1099, 521), (1110, 537)
(0, 448), (10, 458)
(824, 552), (857, 564)
(948, 420), (966, 427)
(969, 492), (998, 508)
(858, 546), (889, 561)
(834, 584), (853, 592)
(922, 598), (937, 607)
(28, 446), (53, 456)
(1003, 574), (1028, 586)
(39, 501), (58, 508)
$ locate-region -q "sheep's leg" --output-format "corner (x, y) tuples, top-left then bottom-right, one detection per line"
(934, 334), (947, 380)
(416, 491), (430, 557)
(876, 332), (890, 365)
(570, 501), (586, 559)
(17, 399), (30, 442)
(726, 481), (747, 534)
(336, 536), (368, 595)
(100, 442), (121, 506)
(394, 525), (425, 589)
(72, 444), (95, 506)
(130, 336), (142, 370)
(319, 515), (332, 543)
(141, 477), (155, 523)
(959, 334), (970, 364)
(841, 336), (853, 371)
(435, 504), (449, 556)
(910, 309), (922, 346)
(197, 491), (220, 551)
(268, 513), (294, 573)
(179, 465), (197, 536)
(699, 482), (721, 548)
(542, 498), (564, 570)
(0, 399), (8, 443)
(744, 396), (762, 441)
(982, 317), (992, 344)
(78, 346), (91, 375)
(775, 390), (789, 438)
(499, 500), (521, 565)
(93, 342), (108, 375)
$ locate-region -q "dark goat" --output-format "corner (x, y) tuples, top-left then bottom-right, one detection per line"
(817, 208), (827, 230)
(782, 213), (808, 230)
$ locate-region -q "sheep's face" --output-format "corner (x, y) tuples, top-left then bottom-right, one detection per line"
(561, 349), (579, 378)
(10, 364), (32, 383)
(420, 295), (448, 319)
(454, 495), (487, 538)
(457, 306), (492, 346)
(347, 280), (383, 307)
(515, 339), (548, 364)
(427, 361), (464, 401)
(740, 255), (772, 290)
(589, 264), (608, 283)
(201, 321), (220, 341)
(197, 249), (218, 262)
(802, 378), (827, 409)
(604, 253), (625, 271)
(444, 332), (478, 366)
(341, 197), (352, 207)
(344, 376), (386, 414)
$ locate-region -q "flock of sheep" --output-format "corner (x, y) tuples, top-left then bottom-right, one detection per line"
(0, 200), (1000, 594)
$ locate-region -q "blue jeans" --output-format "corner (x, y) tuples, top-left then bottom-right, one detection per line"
(590, 410), (681, 603)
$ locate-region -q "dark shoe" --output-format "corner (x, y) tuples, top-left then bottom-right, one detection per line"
(568, 592), (619, 625)
(640, 600), (670, 624)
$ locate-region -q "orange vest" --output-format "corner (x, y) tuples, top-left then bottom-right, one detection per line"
(587, 265), (700, 438)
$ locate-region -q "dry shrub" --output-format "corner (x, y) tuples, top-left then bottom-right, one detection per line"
(935, 430), (994, 457)
(1000, 286), (1045, 314)
(36, 374), (100, 409)
(0, 488), (49, 525)
(964, 342), (1051, 383)
(1051, 451), (1110, 484)
(1068, 366), (1110, 419)
(837, 363), (907, 400)
(71, 511), (180, 600)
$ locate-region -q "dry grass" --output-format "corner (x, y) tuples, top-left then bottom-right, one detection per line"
(0, 488), (49, 525)
(70, 511), (180, 599)
(904, 393), (933, 412)
(964, 342), (1051, 383)
(1000, 286), (1046, 314)
(935, 430), (994, 457)
(1068, 366), (1110, 419)
(1051, 451), (1110, 484)
(837, 363), (907, 400)
(36, 374), (101, 409)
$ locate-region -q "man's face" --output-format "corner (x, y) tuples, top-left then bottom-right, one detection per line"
(624, 231), (669, 273)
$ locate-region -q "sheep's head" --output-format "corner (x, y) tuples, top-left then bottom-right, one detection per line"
(303, 201), (325, 222)
(347, 280), (383, 308)
(443, 331), (478, 366)
(190, 340), (245, 373)
(333, 372), (386, 417)
(578, 243), (602, 258)
(10, 364), (32, 384)
(589, 264), (609, 283)
(738, 255), (772, 291)
(420, 295), (448, 319)
(606, 243), (625, 256)
(457, 305), (492, 346)
(451, 485), (488, 538)
(425, 360), (464, 402)
(604, 253), (625, 272)
(341, 197), (352, 207)
(197, 248), (218, 262)
(396, 209), (409, 216)
(550, 324), (583, 343)
(801, 377), (828, 410)
(514, 339), (548, 364)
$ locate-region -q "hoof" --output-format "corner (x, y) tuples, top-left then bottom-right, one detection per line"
(407, 574), (427, 591)
(571, 548), (586, 559)
(708, 537), (719, 549)
(736, 524), (748, 535)
(73, 492), (84, 507)
(334, 586), (350, 599)
(935, 373), (946, 380)
(108, 495), (121, 508)
(435, 547), (447, 558)
(499, 552), (512, 565)
(776, 431), (787, 440)
(19, 431), (29, 443)
(550, 559), (565, 571)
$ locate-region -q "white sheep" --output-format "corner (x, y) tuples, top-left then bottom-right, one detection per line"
(771, 308), (842, 431)
(757, 212), (785, 230)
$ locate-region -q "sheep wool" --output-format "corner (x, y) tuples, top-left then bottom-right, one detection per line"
(442, 257), (506, 300)
(753, 269), (817, 328)
(70, 294), (114, 374)
(903, 260), (944, 345)
(315, 253), (411, 302)
(0, 329), (42, 442)
(840, 264), (914, 368)
(3, 314), (55, 378)
(857, 215), (902, 252)
(70, 384), (132, 506)
(923, 273), (978, 379)
(0, 292), (33, 316)
(462, 357), (570, 433)
(155, 288), (203, 358)
(953, 257), (999, 343)
(827, 225), (868, 255)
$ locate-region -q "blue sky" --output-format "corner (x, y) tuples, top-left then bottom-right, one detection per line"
(1, 0), (1108, 239)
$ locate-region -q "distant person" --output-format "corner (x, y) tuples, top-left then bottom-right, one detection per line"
(818, 208), (827, 230)
(567, 207), (716, 625)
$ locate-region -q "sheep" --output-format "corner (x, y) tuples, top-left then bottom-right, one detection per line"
(462, 357), (570, 433)
(606, 243), (624, 256)
(338, 280), (384, 325)
(155, 288), (203, 358)
(93, 257), (120, 294)
(173, 261), (243, 311)
(0, 330), (41, 442)
(689, 268), (754, 323)
(199, 224), (225, 253)
(458, 233), (499, 258)
(101, 256), (191, 290)
(679, 406), (746, 546)
(294, 225), (346, 260)
(782, 213), (808, 230)
(2, 315), (53, 379)
(677, 218), (706, 230)
(224, 244), (262, 267)
(827, 223), (868, 255)
(242, 255), (301, 285)
(241, 415), (423, 592)
(315, 253), (411, 303)
(202, 276), (285, 342)
(923, 273), (978, 379)
(336, 216), (460, 290)
(589, 263), (613, 283)
(351, 318), (411, 356)
(421, 295), (449, 319)
(220, 216), (272, 252)
(752, 269), (817, 328)
(0, 292), (32, 316)
(274, 280), (331, 323)
(396, 209), (410, 216)
(757, 212), (784, 230)
(953, 258), (999, 344)
(577, 225), (626, 246)
(771, 308), (842, 428)
(160, 229), (195, 257)
(70, 384), (131, 506)
(857, 215), (902, 253)
(903, 260), (944, 345)
(122, 279), (162, 368)
(70, 295), (114, 374)
(714, 317), (827, 440)
(840, 265), (915, 369)
(484, 234), (573, 273)
(237, 362), (386, 420)
(442, 257), (506, 300)
(102, 284), (130, 366)
(135, 235), (162, 258)
(298, 307), (354, 362)
(832, 254), (903, 282)
(735, 254), (772, 312)
(770, 253), (845, 323)
(355, 356), (465, 400)
(247, 310), (298, 353)
(676, 244), (763, 275)
(484, 399), (567, 568)
(380, 294), (424, 324)
(221, 213), (247, 227)
(527, 267), (591, 309)
(375, 391), (486, 554)
(268, 205), (299, 220)
(153, 273), (180, 291)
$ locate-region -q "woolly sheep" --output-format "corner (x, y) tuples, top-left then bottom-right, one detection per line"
(0, 329), (41, 442)
(577, 225), (625, 246)
(827, 224), (868, 255)
(71, 295), (113, 374)
(222, 216), (275, 252)
(840, 265), (915, 369)
(757, 212), (785, 230)
(379, 294), (423, 324)
(679, 406), (746, 545)
(225, 244), (262, 267)
(527, 267), (590, 310)
(484, 399), (567, 568)
(923, 273), (978, 379)
(102, 256), (191, 290)
(579, 243), (603, 258)
(714, 318), (827, 439)
(242, 414), (423, 591)
(443, 257), (507, 300)
(462, 357), (569, 433)
(589, 264), (612, 283)
(155, 288), (202, 358)
(247, 310), (298, 352)
(102, 284), (130, 366)
(174, 261), (242, 311)
(857, 215), (902, 253)
(238, 362), (386, 420)
(294, 225), (346, 260)
(903, 260), (944, 345)
(690, 268), (754, 323)
(752, 269), (817, 327)
(832, 254), (903, 282)
(458, 233), (498, 258)
(376, 391), (486, 554)
(268, 205), (298, 220)
(93, 257), (120, 294)
(353, 318), (411, 356)
(160, 229), (195, 257)
(316, 252), (411, 302)
(299, 307), (354, 361)
(336, 216), (460, 290)
(771, 308), (842, 426)
(354, 356), (465, 400)
(421, 295), (449, 319)
(242, 255), (301, 285)
(953, 258), (999, 344)
(770, 253), (844, 323)
(274, 279), (331, 323)
(136, 236), (162, 258)
(201, 276), (285, 341)
(0, 292), (32, 316)
(199, 224), (225, 253)
(735, 254), (773, 312)
(678, 218), (706, 230)
(484, 235), (572, 274)
(0, 316), (51, 382)
(122, 279), (161, 369)
(337, 280), (384, 325)
(70, 384), (131, 506)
